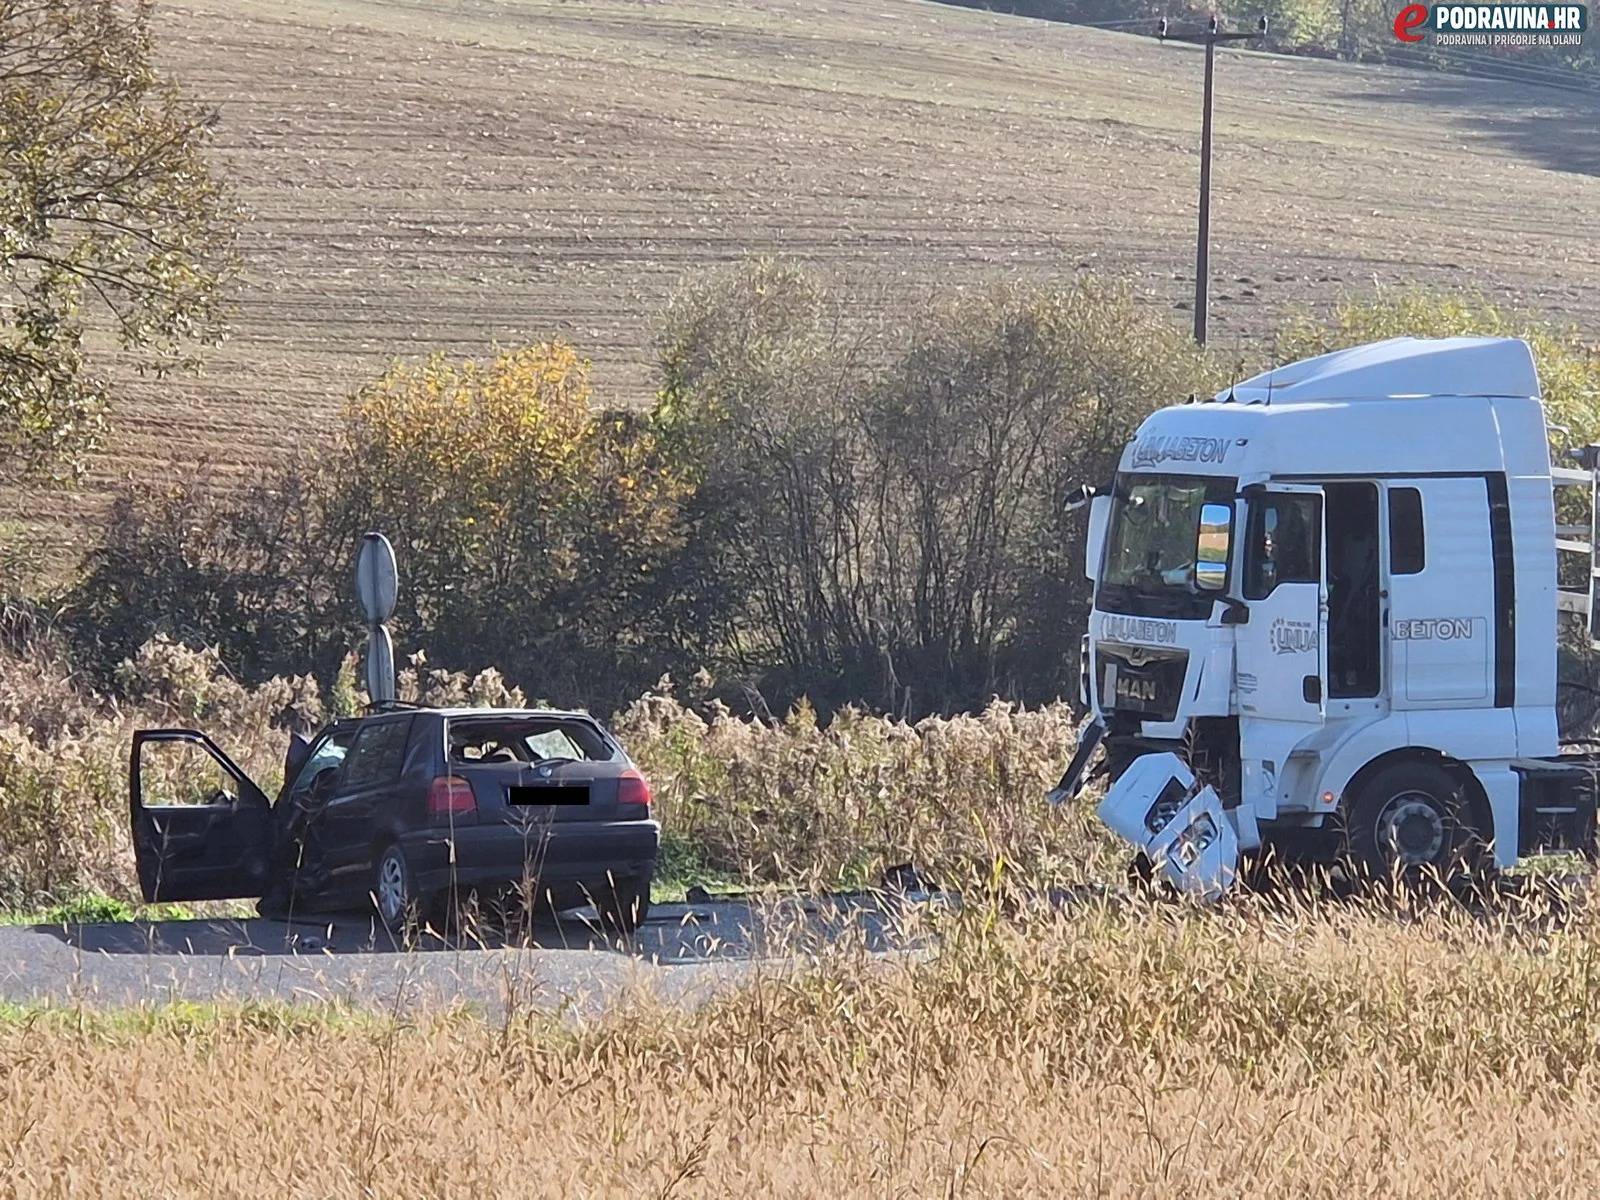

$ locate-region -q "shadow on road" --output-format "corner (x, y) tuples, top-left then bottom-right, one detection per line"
(32, 893), (925, 966)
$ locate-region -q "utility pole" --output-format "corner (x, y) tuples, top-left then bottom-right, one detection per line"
(1159, 15), (1268, 347)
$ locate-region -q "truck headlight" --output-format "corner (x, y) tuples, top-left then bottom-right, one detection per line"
(1143, 777), (1189, 834)
(1169, 814), (1218, 871)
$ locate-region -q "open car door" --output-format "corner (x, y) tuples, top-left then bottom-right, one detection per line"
(129, 730), (274, 902)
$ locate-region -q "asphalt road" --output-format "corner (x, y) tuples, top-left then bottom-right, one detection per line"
(3, 874), (1569, 1019)
(0, 895), (925, 1020)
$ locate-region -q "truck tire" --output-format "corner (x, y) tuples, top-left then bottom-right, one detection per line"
(1343, 760), (1487, 887)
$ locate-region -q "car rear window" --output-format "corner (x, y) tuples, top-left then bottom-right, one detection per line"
(448, 716), (615, 764)
(341, 717), (413, 788)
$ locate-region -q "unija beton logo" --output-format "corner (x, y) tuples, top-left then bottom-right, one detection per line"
(1393, 3), (1587, 44)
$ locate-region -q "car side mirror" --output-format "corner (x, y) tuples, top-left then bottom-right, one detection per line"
(1196, 501), (1231, 592)
(284, 732), (312, 783)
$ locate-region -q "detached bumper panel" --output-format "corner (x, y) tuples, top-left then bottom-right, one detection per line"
(1097, 752), (1238, 901)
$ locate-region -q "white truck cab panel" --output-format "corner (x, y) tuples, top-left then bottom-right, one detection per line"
(1072, 336), (1599, 894)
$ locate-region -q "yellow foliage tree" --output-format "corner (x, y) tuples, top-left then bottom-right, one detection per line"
(328, 343), (694, 701)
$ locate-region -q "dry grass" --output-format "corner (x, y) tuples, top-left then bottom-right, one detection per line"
(0, 639), (1111, 908)
(4, 645), (1600, 1192)
(13, 0), (1600, 562)
(5, 645), (1597, 1193)
(0, 637), (329, 907)
(5, 894), (1600, 1195)
(616, 683), (1110, 887)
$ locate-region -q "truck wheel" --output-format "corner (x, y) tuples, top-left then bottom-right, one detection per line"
(1343, 761), (1485, 886)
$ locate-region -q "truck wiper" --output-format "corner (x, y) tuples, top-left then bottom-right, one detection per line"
(1131, 588), (1191, 616)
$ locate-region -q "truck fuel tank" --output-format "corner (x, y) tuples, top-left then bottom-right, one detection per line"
(1098, 752), (1239, 901)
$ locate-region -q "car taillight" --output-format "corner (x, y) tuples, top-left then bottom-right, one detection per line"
(618, 768), (652, 817)
(427, 775), (476, 820)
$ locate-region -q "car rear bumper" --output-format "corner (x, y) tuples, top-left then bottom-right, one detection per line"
(400, 820), (660, 897)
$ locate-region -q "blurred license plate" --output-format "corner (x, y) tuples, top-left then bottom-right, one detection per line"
(509, 785), (589, 806)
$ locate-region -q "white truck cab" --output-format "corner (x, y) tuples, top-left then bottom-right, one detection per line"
(1055, 335), (1600, 896)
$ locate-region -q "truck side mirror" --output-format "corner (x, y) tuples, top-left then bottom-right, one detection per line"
(1085, 494), (1112, 581)
(1195, 502), (1231, 591)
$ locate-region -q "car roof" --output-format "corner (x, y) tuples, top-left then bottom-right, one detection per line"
(329, 706), (603, 728)
(433, 707), (599, 721)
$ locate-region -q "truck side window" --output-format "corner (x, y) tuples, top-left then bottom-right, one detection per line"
(1389, 487), (1425, 575)
(1244, 494), (1320, 600)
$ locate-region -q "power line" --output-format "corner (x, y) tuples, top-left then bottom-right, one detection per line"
(1069, 15), (1166, 26)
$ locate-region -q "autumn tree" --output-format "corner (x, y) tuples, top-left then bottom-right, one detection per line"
(67, 343), (714, 713)
(325, 344), (702, 705)
(0, 0), (238, 483)
(656, 261), (1221, 712)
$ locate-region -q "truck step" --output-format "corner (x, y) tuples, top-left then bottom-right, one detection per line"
(1557, 591), (1589, 615)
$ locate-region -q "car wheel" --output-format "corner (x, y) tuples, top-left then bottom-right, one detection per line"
(372, 843), (427, 935)
(599, 874), (651, 935)
(1344, 761), (1486, 887)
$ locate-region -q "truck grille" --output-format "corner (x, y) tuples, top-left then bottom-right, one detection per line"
(1096, 644), (1188, 723)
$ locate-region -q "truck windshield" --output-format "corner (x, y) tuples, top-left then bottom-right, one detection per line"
(1098, 472), (1237, 619)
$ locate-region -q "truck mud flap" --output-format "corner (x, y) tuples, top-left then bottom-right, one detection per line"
(1097, 752), (1239, 901)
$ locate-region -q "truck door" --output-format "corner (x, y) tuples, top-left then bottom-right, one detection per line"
(1236, 485), (1327, 724)
(129, 730), (274, 902)
(1384, 478), (1494, 706)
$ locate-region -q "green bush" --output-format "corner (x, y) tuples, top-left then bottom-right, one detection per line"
(326, 344), (709, 711)
(60, 275), (1600, 723)
(68, 266), (1215, 718)
(63, 462), (349, 687)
